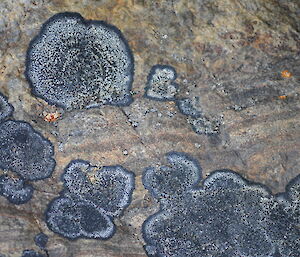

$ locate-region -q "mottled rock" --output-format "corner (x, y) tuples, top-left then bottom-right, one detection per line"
(0, 0), (300, 256)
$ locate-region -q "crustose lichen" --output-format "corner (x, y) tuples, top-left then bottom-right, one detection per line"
(26, 12), (134, 110)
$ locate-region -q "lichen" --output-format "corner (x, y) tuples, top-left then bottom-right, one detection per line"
(62, 160), (135, 217)
(45, 159), (135, 240)
(34, 232), (48, 249)
(144, 65), (178, 101)
(278, 174), (300, 227)
(143, 152), (201, 204)
(0, 92), (13, 123)
(0, 120), (55, 181)
(0, 175), (33, 205)
(176, 97), (202, 118)
(20, 250), (46, 257)
(26, 12), (134, 109)
(46, 197), (115, 240)
(188, 115), (221, 135)
(176, 97), (221, 135)
(142, 152), (300, 257)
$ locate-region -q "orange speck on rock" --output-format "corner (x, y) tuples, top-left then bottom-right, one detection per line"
(278, 95), (287, 100)
(44, 112), (60, 122)
(281, 70), (292, 78)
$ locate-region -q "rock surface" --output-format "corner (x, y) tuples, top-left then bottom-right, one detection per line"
(0, 0), (299, 256)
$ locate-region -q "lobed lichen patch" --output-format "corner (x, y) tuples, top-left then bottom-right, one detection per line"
(62, 160), (135, 217)
(0, 120), (55, 181)
(143, 152), (201, 204)
(0, 93), (56, 207)
(176, 97), (202, 118)
(46, 197), (115, 240)
(0, 175), (33, 205)
(45, 159), (135, 240)
(142, 152), (300, 257)
(144, 65), (178, 101)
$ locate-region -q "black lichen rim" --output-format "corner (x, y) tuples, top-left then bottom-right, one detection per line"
(25, 12), (135, 109)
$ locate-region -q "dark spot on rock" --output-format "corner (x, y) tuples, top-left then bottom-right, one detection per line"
(20, 250), (46, 257)
(34, 232), (48, 249)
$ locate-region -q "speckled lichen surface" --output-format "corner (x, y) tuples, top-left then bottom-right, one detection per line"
(26, 12), (134, 110)
(142, 152), (300, 257)
(45, 159), (135, 240)
(0, 0), (300, 256)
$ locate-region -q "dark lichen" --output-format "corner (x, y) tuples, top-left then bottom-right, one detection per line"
(62, 160), (135, 217)
(34, 232), (48, 249)
(176, 97), (221, 135)
(0, 92), (13, 122)
(0, 175), (33, 205)
(143, 152), (201, 204)
(26, 12), (134, 109)
(176, 97), (202, 118)
(142, 152), (300, 257)
(277, 174), (300, 227)
(20, 250), (46, 257)
(20, 250), (45, 257)
(46, 197), (115, 240)
(189, 115), (221, 135)
(0, 120), (55, 181)
(45, 159), (135, 240)
(144, 65), (178, 101)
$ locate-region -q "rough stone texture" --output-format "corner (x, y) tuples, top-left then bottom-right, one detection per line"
(0, 0), (299, 256)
